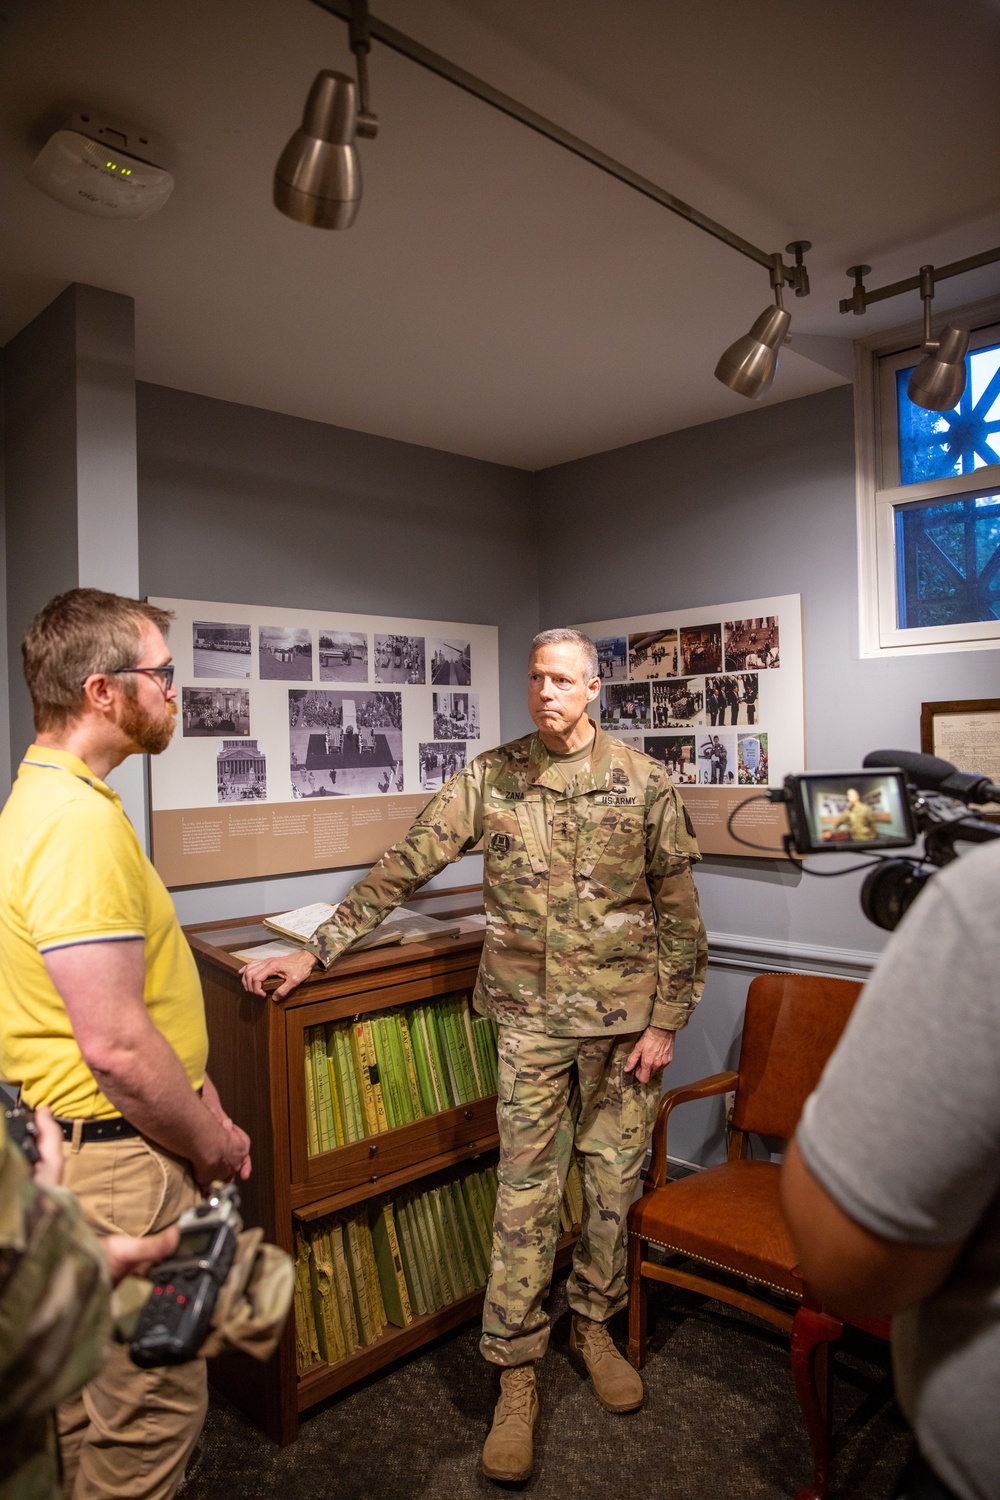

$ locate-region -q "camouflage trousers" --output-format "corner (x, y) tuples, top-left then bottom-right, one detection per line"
(480, 1027), (659, 1366)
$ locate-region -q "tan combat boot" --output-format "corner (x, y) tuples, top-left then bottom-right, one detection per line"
(481, 1364), (540, 1482)
(569, 1313), (644, 1412)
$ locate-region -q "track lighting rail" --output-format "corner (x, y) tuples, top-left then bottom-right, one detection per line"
(840, 246), (1000, 315)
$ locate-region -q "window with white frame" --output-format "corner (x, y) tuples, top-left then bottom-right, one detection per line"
(855, 298), (1000, 657)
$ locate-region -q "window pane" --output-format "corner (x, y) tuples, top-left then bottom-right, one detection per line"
(895, 492), (1000, 629)
(897, 340), (1000, 485)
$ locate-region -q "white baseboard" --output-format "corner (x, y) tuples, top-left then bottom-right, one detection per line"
(706, 929), (879, 979)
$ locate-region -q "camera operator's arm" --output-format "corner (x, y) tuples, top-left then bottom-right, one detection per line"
(44, 940), (250, 1192)
(781, 1138), (962, 1317)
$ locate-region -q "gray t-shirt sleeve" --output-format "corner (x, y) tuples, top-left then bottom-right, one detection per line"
(796, 840), (1000, 1247)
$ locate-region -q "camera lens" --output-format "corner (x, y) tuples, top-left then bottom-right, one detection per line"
(860, 861), (933, 932)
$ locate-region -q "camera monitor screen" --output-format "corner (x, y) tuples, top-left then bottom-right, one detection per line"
(790, 771), (917, 854)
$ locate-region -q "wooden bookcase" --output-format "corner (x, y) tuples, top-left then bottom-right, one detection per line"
(186, 894), (575, 1446)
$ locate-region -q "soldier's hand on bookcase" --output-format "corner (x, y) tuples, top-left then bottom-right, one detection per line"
(240, 948), (318, 999)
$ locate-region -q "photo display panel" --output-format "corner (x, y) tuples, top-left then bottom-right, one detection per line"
(148, 598), (499, 887)
(576, 594), (804, 857)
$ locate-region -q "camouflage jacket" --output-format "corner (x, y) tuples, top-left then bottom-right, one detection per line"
(311, 724), (707, 1036)
(0, 1116), (111, 1500)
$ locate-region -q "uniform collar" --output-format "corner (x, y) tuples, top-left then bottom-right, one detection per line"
(526, 720), (614, 794)
(20, 743), (123, 808)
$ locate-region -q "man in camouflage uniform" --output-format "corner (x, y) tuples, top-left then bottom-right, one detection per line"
(241, 628), (707, 1481)
(826, 787), (878, 842)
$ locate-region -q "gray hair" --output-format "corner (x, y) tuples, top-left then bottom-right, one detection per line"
(530, 628), (599, 681)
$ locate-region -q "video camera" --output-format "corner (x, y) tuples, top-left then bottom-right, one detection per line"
(770, 750), (1000, 931)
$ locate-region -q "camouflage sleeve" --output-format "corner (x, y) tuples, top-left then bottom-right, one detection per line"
(644, 771), (708, 1032)
(0, 1126), (111, 1493)
(309, 761), (485, 968)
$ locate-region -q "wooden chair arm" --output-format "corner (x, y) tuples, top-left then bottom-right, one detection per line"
(645, 1070), (740, 1191)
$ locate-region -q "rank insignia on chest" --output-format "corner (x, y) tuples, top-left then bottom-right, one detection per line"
(489, 832), (512, 855)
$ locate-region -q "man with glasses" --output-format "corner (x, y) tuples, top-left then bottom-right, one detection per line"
(0, 588), (251, 1500)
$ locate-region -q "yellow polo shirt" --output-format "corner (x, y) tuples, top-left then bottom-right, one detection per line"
(0, 746), (208, 1119)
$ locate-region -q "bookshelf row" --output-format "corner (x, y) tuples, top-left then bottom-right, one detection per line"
(304, 989), (499, 1154)
(294, 1153), (585, 1378)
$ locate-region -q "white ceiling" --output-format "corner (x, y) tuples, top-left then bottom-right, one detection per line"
(2, 0), (999, 469)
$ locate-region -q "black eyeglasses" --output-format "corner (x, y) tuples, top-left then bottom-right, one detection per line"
(85, 664), (175, 692)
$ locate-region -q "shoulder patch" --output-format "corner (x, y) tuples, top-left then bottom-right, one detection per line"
(683, 805), (696, 839)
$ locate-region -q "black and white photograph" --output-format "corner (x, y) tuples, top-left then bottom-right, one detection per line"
(651, 678), (704, 727)
(419, 741), (467, 791)
(259, 625), (313, 681)
(738, 732), (769, 785)
(217, 739), (266, 802)
(704, 673), (760, 727)
(192, 622), (251, 679)
(433, 691), (480, 740)
(318, 630), (368, 683)
(430, 639), (472, 686)
(679, 623), (722, 676)
(182, 687), (250, 737)
(644, 734), (697, 784)
(697, 731), (736, 785)
(374, 633), (425, 685)
(724, 616), (780, 670)
(628, 630), (678, 681)
(600, 682), (651, 730)
(289, 690), (403, 797)
(596, 636), (628, 682)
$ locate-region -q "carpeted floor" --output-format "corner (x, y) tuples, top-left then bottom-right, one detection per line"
(180, 1274), (910, 1500)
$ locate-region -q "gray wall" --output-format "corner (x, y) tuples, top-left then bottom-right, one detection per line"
(535, 384), (1000, 1163)
(135, 383), (539, 922)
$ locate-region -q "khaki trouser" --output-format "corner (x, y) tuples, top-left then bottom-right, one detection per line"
(480, 1027), (659, 1366)
(57, 1135), (207, 1500)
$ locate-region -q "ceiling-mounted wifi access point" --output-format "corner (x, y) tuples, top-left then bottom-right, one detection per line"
(28, 110), (174, 219)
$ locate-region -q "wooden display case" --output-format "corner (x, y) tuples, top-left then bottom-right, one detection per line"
(186, 890), (576, 1445)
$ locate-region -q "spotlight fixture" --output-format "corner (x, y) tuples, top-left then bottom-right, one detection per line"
(274, 0), (378, 229)
(907, 266), (970, 412)
(841, 248), (1000, 411)
(714, 243), (808, 399)
(291, 0), (814, 399)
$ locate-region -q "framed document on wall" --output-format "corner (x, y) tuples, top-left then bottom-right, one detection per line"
(921, 698), (1000, 820)
(147, 597), (499, 887)
(575, 594), (804, 857)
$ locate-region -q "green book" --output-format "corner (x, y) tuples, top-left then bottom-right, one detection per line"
(303, 1037), (320, 1157)
(440, 1000), (477, 1105)
(329, 1219), (361, 1354)
(394, 1196), (428, 1317)
(371, 1203), (414, 1327)
(429, 1185), (468, 1300)
(293, 1232), (321, 1373)
(410, 1006), (446, 1114)
(387, 1012), (416, 1124)
(310, 1227), (347, 1364)
(358, 1212), (388, 1337)
(447, 1178), (485, 1288)
(311, 1027), (336, 1154)
(371, 1014), (400, 1130)
(456, 999), (484, 1097)
(411, 1190), (446, 1311)
(333, 1024), (364, 1144)
(459, 1176), (492, 1285)
(324, 1024), (348, 1146)
(465, 1170), (495, 1262)
(421, 1004), (457, 1110)
(472, 1015), (499, 1094)
(345, 1214), (376, 1345)
(396, 1012), (424, 1121)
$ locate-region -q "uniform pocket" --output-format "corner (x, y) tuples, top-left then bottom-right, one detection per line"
(109, 1136), (171, 1236)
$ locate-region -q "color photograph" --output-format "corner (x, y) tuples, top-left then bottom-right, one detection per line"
(374, 633), (425, 684)
(600, 682), (651, 730)
(596, 635), (628, 682)
(182, 687), (250, 737)
(419, 741), (467, 791)
(259, 625), (312, 681)
(318, 630), (368, 683)
(724, 616), (780, 670)
(651, 678), (704, 728)
(705, 673), (760, 727)
(738, 731), (769, 785)
(697, 731), (736, 785)
(192, 621), (251, 679)
(430, 639), (472, 686)
(628, 630), (678, 681)
(679, 623), (722, 676)
(217, 739), (266, 802)
(289, 690), (403, 797)
(433, 691), (480, 740)
(643, 734), (697, 784)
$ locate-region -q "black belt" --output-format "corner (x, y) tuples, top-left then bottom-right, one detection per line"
(56, 1116), (141, 1143)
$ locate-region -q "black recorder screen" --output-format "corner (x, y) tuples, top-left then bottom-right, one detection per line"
(798, 772), (915, 853)
(176, 1228), (216, 1258)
